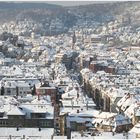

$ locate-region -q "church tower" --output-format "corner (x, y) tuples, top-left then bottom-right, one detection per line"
(72, 31), (76, 49)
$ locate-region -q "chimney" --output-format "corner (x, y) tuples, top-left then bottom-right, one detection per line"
(86, 100), (88, 110)
(16, 86), (19, 97)
(38, 94), (40, 101)
(71, 100), (74, 110)
(76, 87), (79, 101)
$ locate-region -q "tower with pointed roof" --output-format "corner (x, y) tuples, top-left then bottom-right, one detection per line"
(72, 31), (76, 49)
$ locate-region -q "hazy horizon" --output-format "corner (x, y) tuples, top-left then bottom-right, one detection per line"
(46, 1), (110, 6)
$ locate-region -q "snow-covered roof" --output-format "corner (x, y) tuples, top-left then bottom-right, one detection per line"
(68, 116), (93, 123)
(62, 88), (78, 99)
(17, 81), (30, 87)
(9, 66), (23, 76)
(7, 106), (25, 116)
(91, 34), (101, 38)
(53, 136), (67, 139)
(71, 131), (136, 139)
(0, 128), (54, 139)
(124, 103), (137, 118)
(129, 122), (140, 134)
(114, 114), (131, 126)
(106, 87), (126, 101)
(19, 97), (54, 118)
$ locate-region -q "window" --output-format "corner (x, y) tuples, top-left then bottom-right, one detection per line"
(0, 121), (7, 126)
(7, 89), (11, 93)
(78, 123), (84, 126)
(46, 121), (52, 127)
(40, 121), (52, 127)
(70, 122), (76, 130)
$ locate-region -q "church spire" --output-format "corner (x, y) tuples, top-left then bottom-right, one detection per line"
(72, 31), (76, 49)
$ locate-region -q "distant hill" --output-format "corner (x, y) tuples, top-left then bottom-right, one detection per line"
(68, 1), (140, 26)
(0, 2), (140, 33)
(0, 2), (65, 22)
(0, 2), (62, 10)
